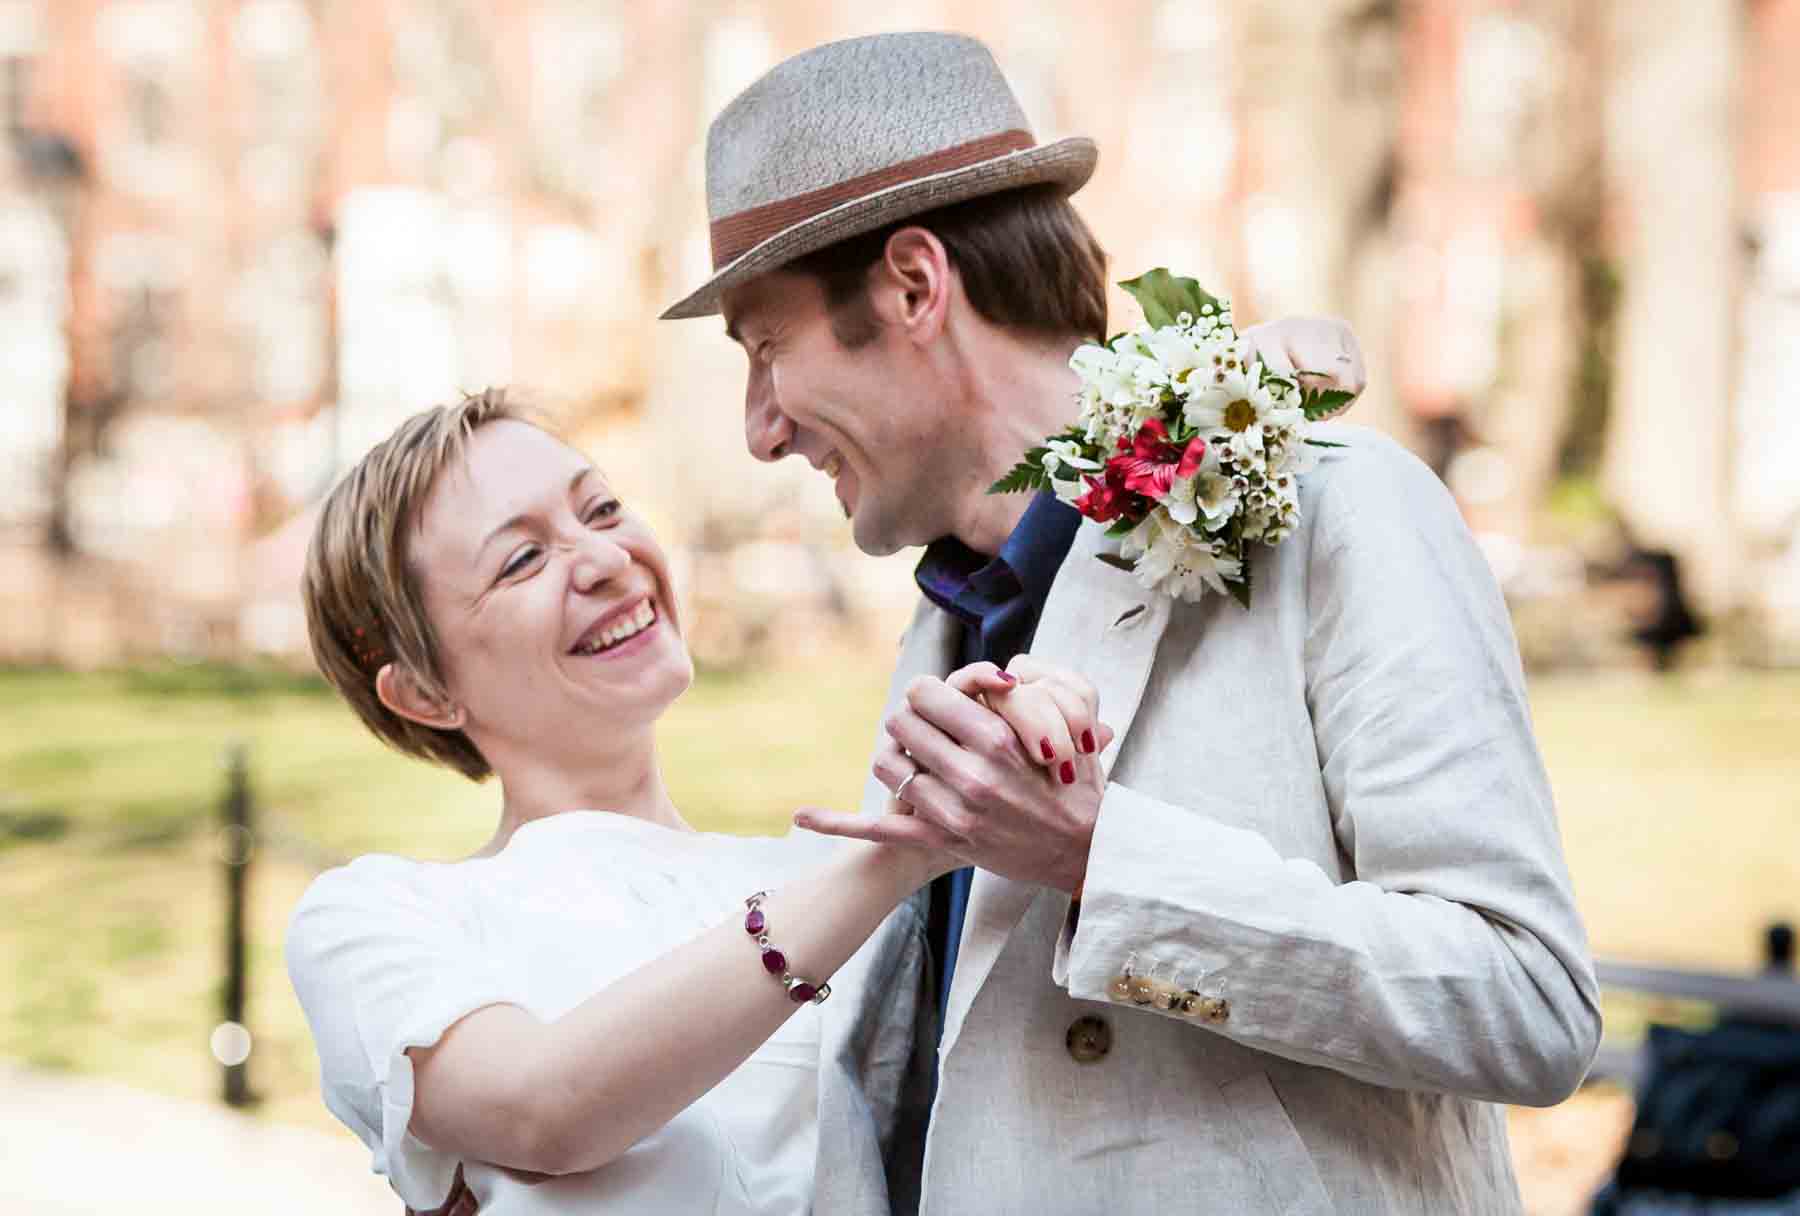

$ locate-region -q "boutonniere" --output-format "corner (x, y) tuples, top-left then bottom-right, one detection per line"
(990, 270), (1353, 607)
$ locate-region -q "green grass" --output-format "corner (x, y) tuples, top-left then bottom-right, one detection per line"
(0, 658), (890, 1126)
(1, 660), (1796, 1134)
(1528, 668), (1800, 973)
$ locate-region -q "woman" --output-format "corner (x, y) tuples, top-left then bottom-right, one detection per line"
(285, 388), (1106, 1215)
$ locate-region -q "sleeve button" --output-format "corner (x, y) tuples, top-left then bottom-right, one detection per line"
(1065, 1014), (1113, 1063)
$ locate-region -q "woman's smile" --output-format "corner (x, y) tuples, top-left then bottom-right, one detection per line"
(567, 598), (663, 663)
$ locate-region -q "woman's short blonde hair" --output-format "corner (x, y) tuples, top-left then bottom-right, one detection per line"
(302, 387), (539, 780)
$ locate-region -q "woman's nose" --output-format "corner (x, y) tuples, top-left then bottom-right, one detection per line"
(569, 538), (629, 593)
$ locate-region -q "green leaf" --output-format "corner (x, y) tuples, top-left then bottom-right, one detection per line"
(987, 455), (1051, 495)
(1304, 438), (1348, 449)
(1300, 387), (1355, 421)
(1118, 268), (1226, 330)
(1105, 517), (1139, 538)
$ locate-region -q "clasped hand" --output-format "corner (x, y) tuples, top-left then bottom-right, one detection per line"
(796, 657), (1113, 893)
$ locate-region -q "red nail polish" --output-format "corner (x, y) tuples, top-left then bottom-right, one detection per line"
(997, 670), (1017, 685)
(1080, 729), (1095, 754)
(1060, 760), (1076, 785)
(1040, 738), (1055, 761)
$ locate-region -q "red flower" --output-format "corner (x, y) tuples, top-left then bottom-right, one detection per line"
(1071, 464), (1135, 523)
(1107, 419), (1206, 502)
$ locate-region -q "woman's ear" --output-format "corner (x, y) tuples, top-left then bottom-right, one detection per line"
(872, 226), (951, 342)
(376, 662), (467, 731)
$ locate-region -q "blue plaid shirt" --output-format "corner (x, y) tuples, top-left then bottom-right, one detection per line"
(912, 491), (1083, 1029)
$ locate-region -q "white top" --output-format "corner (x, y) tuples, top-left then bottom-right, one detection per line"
(285, 811), (839, 1215)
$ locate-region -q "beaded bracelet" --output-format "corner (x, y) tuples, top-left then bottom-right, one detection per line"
(744, 891), (832, 1005)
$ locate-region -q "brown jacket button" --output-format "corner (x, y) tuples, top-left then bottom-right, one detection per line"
(1065, 1014), (1113, 1063)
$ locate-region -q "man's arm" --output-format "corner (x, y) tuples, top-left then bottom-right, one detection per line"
(1059, 437), (1601, 1106)
(801, 436), (1600, 1107)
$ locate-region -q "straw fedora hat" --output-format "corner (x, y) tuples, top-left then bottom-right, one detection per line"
(661, 31), (1097, 320)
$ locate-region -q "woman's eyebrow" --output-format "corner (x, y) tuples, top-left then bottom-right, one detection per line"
(476, 468), (594, 558)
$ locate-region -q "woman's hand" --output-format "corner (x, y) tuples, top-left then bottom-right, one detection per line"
(799, 656), (1117, 891)
(869, 659), (1114, 818)
(962, 657), (1113, 777)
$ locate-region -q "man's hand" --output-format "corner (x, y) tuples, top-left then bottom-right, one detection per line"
(795, 662), (1112, 894)
(1242, 315), (1366, 405)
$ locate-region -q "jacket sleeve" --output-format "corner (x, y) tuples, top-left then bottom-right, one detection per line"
(1055, 439), (1602, 1107)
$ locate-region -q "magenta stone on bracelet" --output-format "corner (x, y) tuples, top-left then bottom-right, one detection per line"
(743, 889), (831, 1005)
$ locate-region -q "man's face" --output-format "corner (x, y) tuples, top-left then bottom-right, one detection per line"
(723, 270), (952, 556)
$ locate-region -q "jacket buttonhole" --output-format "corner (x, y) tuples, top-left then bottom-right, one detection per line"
(1112, 604), (1147, 629)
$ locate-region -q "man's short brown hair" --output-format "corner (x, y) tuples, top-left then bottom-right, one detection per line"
(789, 184), (1109, 349)
(302, 387), (538, 781)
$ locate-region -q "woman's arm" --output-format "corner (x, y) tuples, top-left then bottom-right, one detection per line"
(406, 839), (945, 1176)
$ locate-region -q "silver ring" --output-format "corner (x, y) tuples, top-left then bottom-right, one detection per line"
(894, 767), (922, 804)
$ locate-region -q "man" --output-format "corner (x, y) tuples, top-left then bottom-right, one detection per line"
(664, 31), (1600, 1215)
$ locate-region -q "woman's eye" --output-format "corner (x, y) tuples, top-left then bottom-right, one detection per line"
(500, 546), (541, 579)
(585, 499), (621, 524)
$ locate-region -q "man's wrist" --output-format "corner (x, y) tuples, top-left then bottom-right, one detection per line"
(1065, 795), (1100, 898)
(1063, 835), (1092, 900)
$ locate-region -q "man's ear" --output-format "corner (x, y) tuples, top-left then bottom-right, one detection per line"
(871, 227), (951, 342)
(375, 662), (467, 731)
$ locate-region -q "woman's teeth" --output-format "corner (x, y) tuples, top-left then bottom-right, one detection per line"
(576, 601), (656, 655)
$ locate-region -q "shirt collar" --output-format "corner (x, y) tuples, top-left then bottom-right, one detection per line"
(913, 491), (1081, 621)
(993, 490), (1082, 608)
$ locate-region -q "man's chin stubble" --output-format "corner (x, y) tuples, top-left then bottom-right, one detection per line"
(850, 511), (910, 559)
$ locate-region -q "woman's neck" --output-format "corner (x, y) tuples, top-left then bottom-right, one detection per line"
(478, 733), (692, 856)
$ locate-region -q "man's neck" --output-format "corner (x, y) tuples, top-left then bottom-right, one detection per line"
(944, 329), (1085, 556)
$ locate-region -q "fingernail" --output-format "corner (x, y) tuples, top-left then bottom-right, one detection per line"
(1059, 761), (1076, 785)
(997, 670), (1017, 685)
(1080, 729), (1095, 755)
(1040, 737), (1056, 761)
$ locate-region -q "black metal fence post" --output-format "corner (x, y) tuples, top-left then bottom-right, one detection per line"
(220, 742), (254, 1107)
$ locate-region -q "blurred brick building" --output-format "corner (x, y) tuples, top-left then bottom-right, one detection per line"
(2, 0), (1797, 666)
(0, 0), (698, 662)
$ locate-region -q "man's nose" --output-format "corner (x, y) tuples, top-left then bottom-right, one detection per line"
(744, 364), (793, 463)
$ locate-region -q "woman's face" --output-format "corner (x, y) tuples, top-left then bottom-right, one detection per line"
(408, 420), (693, 764)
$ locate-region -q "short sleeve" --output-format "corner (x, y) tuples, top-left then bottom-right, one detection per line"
(284, 857), (515, 1211)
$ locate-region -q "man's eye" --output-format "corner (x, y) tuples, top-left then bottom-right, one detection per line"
(500, 546), (541, 579)
(585, 499), (621, 524)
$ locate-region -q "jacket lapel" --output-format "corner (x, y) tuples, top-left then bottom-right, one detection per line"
(814, 600), (958, 1215)
(941, 521), (1174, 1054)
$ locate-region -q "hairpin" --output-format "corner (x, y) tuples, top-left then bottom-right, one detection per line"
(350, 623), (389, 671)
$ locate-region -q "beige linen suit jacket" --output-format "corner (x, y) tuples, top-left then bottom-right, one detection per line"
(849, 425), (1601, 1215)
